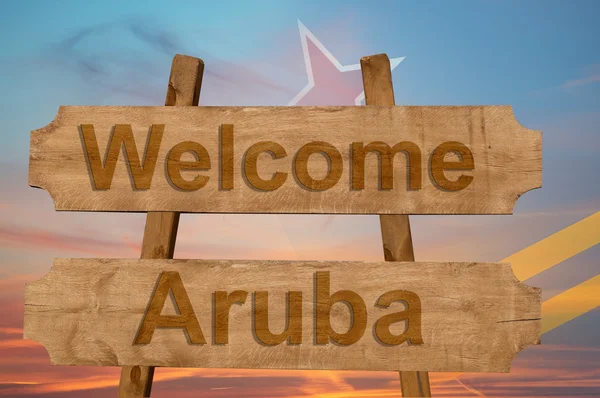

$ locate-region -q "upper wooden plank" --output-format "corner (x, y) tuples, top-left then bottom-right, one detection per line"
(29, 105), (541, 214)
(24, 258), (541, 372)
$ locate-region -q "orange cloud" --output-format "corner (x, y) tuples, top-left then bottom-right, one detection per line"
(0, 225), (139, 257)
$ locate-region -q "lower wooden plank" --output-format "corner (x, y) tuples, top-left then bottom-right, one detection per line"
(24, 258), (541, 373)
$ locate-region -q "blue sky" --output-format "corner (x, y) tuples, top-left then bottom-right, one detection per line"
(1, 0), (598, 165)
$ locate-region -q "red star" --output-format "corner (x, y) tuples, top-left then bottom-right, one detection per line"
(289, 20), (405, 106)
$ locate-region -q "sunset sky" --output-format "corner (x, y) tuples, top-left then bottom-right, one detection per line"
(1, 0), (599, 397)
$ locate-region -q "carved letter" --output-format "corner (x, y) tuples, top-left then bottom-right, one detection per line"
(167, 141), (211, 191)
(315, 271), (367, 345)
(135, 271), (206, 344)
(81, 124), (163, 190)
(243, 141), (288, 191)
(214, 290), (248, 344)
(294, 142), (343, 191)
(352, 141), (422, 190)
(430, 141), (474, 191)
(220, 124), (234, 190)
(254, 291), (302, 345)
(374, 290), (423, 345)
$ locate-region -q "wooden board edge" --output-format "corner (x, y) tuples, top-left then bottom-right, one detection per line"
(499, 106), (543, 212)
(22, 261), (57, 349)
(29, 106), (66, 192)
(28, 103), (542, 215)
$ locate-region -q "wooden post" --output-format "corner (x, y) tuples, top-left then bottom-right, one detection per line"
(118, 54), (204, 398)
(360, 54), (432, 397)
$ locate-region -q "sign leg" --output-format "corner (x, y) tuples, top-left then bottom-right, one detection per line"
(117, 54), (204, 397)
(360, 53), (432, 397)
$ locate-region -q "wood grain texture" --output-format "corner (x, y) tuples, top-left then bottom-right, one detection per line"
(29, 105), (541, 214)
(24, 259), (541, 373)
(361, 53), (431, 396)
(118, 54), (204, 398)
(400, 371), (432, 397)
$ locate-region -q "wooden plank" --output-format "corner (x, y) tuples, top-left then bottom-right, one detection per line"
(118, 54), (204, 398)
(24, 258), (541, 373)
(28, 104), (542, 214)
(361, 53), (431, 397)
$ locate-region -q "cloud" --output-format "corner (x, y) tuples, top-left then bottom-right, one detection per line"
(528, 64), (600, 98)
(562, 64), (600, 89)
(0, 225), (139, 257)
(27, 16), (296, 106)
(0, 212), (375, 261)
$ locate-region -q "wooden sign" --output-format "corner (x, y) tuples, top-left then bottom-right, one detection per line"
(24, 258), (541, 373)
(29, 105), (541, 214)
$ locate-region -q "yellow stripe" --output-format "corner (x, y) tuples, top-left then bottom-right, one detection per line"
(502, 211), (600, 281)
(541, 274), (600, 334)
(450, 214), (600, 388)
